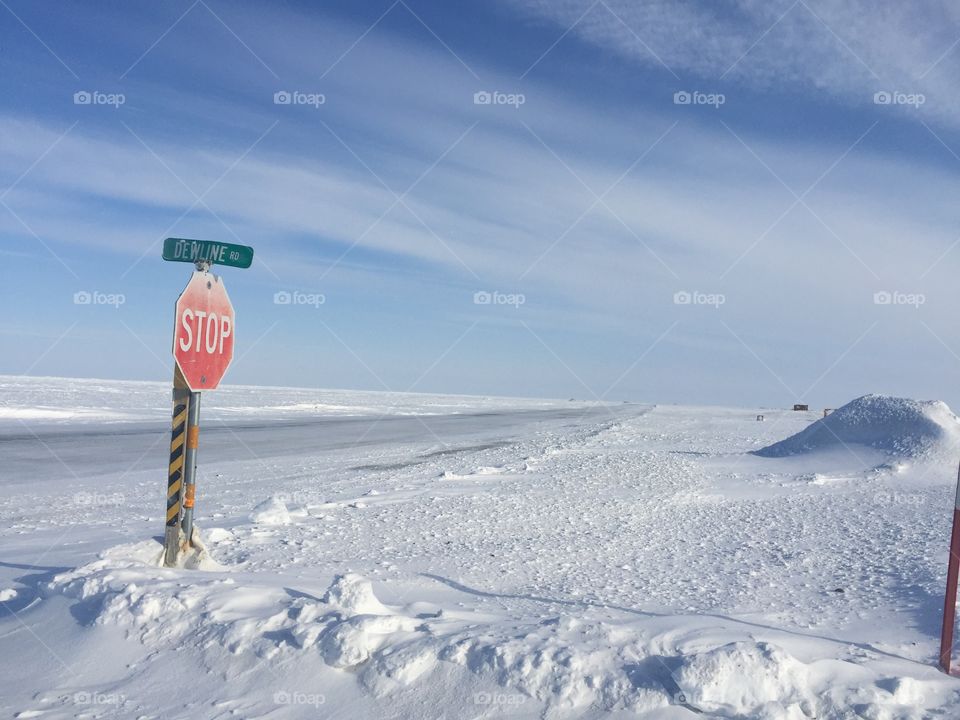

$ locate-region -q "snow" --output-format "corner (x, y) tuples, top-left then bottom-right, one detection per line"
(249, 496), (292, 525)
(756, 394), (960, 460)
(2, 377), (960, 718)
(0, 374), (588, 427)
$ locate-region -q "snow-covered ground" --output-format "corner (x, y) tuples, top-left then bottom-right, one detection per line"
(0, 375), (584, 425)
(1, 377), (959, 719)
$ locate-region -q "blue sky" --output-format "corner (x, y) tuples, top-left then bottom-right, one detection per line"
(2, 0), (960, 408)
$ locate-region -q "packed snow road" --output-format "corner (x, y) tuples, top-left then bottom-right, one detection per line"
(1, 404), (627, 486)
(1, 378), (960, 718)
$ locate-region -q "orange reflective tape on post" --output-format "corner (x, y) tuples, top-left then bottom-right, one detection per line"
(187, 425), (200, 449)
(183, 484), (196, 509)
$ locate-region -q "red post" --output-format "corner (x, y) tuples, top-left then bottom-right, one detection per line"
(940, 462), (960, 673)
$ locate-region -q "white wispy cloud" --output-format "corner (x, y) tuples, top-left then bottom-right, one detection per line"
(506, 0), (960, 126)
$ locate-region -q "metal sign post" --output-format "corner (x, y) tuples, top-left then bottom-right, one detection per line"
(180, 390), (201, 546)
(161, 240), (252, 567)
(940, 461), (960, 673)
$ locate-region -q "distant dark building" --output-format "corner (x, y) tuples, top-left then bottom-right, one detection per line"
(793, 404), (809, 411)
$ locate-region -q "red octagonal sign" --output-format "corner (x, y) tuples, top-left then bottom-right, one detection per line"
(173, 272), (235, 391)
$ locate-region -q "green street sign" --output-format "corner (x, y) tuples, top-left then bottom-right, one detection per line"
(162, 238), (254, 269)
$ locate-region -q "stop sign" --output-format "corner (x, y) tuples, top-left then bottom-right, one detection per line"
(173, 271), (235, 391)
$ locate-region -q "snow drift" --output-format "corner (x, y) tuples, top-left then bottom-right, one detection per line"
(38, 544), (953, 719)
(755, 394), (960, 459)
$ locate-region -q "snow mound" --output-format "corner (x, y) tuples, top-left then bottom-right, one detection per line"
(319, 575), (419, 670)
(323, 574), (393, 616)
(249, 496), (291, 525)
(756, 394), (960, 459)
(675, 641), (813, 716)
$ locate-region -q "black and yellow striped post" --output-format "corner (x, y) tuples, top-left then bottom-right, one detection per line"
(163, 369), (190, 566)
